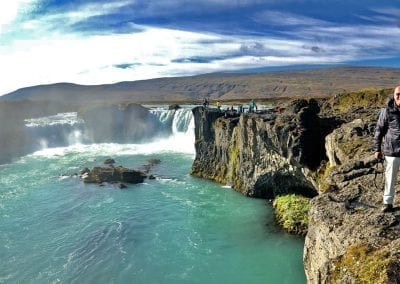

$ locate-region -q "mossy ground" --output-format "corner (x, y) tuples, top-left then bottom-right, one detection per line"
(272, 194), (311, 236)
(332, 88), (392, 113)
(310, 161), (334, 192)
(333, 244), (393, 283)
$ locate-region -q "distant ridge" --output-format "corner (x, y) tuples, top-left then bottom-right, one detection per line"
(2, 66), (400, 103)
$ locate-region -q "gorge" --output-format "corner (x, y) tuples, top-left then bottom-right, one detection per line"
(191, 92), (400, 283)
(2, 78), (400, 282)
(0, 103), (306, 283)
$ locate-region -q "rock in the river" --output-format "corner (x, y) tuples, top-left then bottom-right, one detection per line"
(81, 166), (146, 184)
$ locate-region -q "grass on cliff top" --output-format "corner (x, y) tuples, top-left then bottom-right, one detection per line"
(333, 244), (393, 283)
(333, 88), (392, 113)
(273, 194), (311, 236)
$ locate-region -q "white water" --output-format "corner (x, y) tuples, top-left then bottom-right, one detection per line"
(1, 105), (306, 283)
(24, 112), (84, 127)
(24, 107), (195, 155)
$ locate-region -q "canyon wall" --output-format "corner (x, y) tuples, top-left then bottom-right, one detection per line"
(191, 99), (400, 283)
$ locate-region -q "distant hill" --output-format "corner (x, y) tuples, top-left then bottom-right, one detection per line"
(2, 66), (400, 103)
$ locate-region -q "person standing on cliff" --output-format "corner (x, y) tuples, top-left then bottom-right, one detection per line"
(374, 85), (400, 213)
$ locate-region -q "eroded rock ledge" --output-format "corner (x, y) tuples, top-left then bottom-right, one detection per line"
(191, 100), (326, 199)
(191, 93), (400, 283)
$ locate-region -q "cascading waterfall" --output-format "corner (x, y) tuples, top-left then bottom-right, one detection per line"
(149, 107), (194, 135)
(24, 107), (195, 154)
(171, 108), (194, 134)
(24, 112), (86, 151)
(149, 107), (195, 154)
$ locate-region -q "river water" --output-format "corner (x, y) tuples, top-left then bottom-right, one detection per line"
(0, 107), (306, 283)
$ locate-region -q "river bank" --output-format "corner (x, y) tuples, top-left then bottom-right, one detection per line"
(190, 89), (400, 283)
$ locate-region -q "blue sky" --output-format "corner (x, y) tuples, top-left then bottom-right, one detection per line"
(0, 0), (400, 95)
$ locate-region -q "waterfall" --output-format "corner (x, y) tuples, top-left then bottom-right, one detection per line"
(24, 107), (195, 154)
(24, 112), (86, 151)
(149, 107), (194, 135)
(149, 107), (195, 154)
(172, 108), (194, 134)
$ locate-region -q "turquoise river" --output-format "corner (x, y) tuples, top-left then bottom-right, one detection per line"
(0, 107), (306, 283)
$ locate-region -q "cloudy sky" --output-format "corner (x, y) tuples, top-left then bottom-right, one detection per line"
(1, 0), (400, 95)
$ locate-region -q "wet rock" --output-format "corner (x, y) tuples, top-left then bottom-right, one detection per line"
(81, 166), (146, 184)
(168, 104), (181, 110)
(104, 158), (116, 165)
(117, 183), (128, 189)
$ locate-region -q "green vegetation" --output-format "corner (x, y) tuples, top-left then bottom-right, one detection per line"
(273, 194), (311, 236)
(332, 88), (392, 113)
(309, 161), (334, 192)
(227, 128), (241, 189)
(333, 244), (393, 283)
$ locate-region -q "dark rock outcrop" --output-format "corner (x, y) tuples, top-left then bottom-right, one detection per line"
(191, 99), (323, 198)
(168, 104), (181, 110)
(81, 166), (146, 184)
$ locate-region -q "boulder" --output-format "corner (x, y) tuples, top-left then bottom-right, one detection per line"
(81, 166), (146, 184)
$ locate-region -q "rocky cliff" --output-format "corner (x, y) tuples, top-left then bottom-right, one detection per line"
(304, 117), (400, 283)
(191, 92), (400, 283)
(191, 100), (328, 198)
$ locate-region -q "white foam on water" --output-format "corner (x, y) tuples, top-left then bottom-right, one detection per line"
(29, 130), (195, 159)
(24, 112), (84, 127)
(23, 106), (195, 160)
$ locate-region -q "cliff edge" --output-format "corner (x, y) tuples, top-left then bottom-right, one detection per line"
(191, 100), (326, 199)
(191, 91), (400, 283)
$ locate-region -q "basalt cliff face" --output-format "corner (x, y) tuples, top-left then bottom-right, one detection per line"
(191, 100), (327, 198)
(191, 95), (400, 283)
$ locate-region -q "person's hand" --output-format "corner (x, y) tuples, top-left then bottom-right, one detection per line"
(374, 151), (383, 160)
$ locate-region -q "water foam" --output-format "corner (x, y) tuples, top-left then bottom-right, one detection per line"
(24, 112), (84, 127)
(27, 106), (195, 158)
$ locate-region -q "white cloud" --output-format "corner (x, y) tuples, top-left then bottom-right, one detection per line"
(0, 0), (39, 32)
(6, 0), (132, 37)
(370, 7), (400, 17)
(1, 1), (400, 96)
(253, 10), (330, 27)
(46, 1), (131, 26)
(1, 21), (399, 95)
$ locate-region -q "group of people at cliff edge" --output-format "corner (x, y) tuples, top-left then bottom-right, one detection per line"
(374, 85), (400, 213)
(202, 98), (257, 113)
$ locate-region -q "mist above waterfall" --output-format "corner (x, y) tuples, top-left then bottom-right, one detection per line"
(23, 106), (195, 156)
